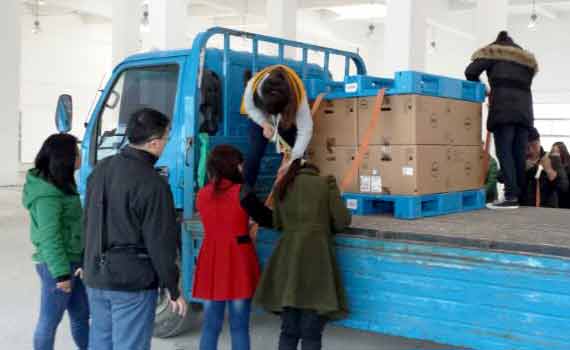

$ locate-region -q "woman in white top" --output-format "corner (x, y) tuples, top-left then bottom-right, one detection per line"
(241, 65), (313, 187)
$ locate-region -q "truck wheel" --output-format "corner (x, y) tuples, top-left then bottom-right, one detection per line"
(153, 290), (203, 338)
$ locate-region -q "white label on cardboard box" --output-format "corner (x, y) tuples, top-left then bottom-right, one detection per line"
(402, 166), (414, 176)
(346, 199), (358, 210)
(371, 176), (382, 192)
(360, 176), (371, 192)
(345, 82), (358, 93)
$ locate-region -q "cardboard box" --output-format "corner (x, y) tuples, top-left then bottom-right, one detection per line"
(358, 95), (482, 146)
(312, 98), (358, 147)
(306, 145), (359, 193)
(306, 144), (484, 196)
(360, 145), (448, 195)
(358, 95), (450, 146)
(446, 146), (484, 192)
(447, 99), (483, 146)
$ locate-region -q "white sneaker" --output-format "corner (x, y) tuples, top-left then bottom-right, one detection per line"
(486, 199), (519, 210)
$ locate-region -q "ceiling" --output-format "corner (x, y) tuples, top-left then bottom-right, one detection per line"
(20, 0), (570, 23)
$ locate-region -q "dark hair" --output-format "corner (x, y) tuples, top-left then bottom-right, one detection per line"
(276, 159), (320, 201)
(34, 133), (79, 195)
(553, 142), (570, 166)
(528, 127), (540, 143)
(494, 30), (521, 49)
(496, 31), (510, 42)
(206, 145), (244, 193)
(254, 68), (298, 129)
(126, 108), (170, 145)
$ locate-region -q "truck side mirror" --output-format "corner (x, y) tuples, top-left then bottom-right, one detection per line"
(55, 94), (73, 133)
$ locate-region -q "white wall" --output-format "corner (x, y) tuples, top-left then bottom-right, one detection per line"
(0, 0), (21, 185)
(20, 14), (112, 163)
(508, 15), (570, 103)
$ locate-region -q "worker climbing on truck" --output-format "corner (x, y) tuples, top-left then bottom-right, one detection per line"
(241, 65), (314, 187)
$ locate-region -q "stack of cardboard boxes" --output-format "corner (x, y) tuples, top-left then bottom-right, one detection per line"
(307, 94), (483, 196)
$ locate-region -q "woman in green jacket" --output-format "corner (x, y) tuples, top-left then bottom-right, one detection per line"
(22, 134), (89, 350)
(254, 159), (351, 350)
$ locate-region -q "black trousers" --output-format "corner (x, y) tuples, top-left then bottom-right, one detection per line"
(278, 308), (327, 350)
(493, 125), (529, 200)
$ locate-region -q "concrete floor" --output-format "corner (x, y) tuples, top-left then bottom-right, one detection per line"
(0, 185), (452, 350)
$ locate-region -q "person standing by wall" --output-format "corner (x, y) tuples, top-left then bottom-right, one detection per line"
(465, 31), (538, 209)
(520, 128), (569, 208)
(551, 141), (570, 209)
(22, 134), (89, 350)
(83, 108), (186, 350)
(193, 145), (273, 350)
(254, 159), (351, 350)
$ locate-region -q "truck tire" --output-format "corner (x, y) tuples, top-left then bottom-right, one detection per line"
(153, 290), (203, 339)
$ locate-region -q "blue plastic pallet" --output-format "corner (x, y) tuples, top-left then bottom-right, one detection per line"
(393, 71), (486, 103)
(343, 189), (486, 219)
(305, 71), (486, 103)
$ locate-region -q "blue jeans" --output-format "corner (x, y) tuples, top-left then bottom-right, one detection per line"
(200, 299), (252, 350)
(34, 263), (89, 350)
(244, 119), (298, 187)
(87, 287), (158, 350)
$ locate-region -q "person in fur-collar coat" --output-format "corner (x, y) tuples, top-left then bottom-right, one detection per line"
(465, 31), (539, 209)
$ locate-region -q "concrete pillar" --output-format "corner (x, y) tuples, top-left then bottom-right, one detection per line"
(383, 0), (429, 75)
(112, 0), (142, 65)
(146, 0), (188, 50)
(475, 0), (508, 47)
(0, 0), (20, 185)
(266, 0), (298, 58)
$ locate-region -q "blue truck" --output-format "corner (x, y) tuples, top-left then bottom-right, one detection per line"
(55, 27), (570, 349)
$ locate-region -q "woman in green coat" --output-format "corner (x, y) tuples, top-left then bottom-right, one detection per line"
(254, 159), (351, 350)
(22, 134), (89, 350)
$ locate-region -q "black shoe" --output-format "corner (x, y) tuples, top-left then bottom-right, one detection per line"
(486, 198), (519, 210)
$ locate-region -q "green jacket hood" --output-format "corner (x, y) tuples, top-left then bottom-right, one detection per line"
(22, 170), (63, 209)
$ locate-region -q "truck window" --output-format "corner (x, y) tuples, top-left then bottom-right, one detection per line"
(92, 64), (180, 163)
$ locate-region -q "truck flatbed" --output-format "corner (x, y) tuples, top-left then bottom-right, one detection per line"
(346, 207), (570, 258)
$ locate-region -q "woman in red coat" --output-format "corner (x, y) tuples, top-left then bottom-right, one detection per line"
(193, 145), (272, 350)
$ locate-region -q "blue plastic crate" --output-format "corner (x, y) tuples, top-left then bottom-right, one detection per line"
(305, 71), (486, 103)
(392, 71), (486, 103)
(337, 75), (395, 98)
(343, 189), (486, 219)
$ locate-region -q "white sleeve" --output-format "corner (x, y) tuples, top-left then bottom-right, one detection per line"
(243, 79), (267, 127)
(290, 96), (314, 161)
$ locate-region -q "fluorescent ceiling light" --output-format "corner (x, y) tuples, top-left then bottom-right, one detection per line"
(328, 4), (387, 20)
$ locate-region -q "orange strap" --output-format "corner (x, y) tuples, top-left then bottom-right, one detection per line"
(250, 93), (328, 239)
(481, 131), (491, 187)
(340, 88), (386, 192)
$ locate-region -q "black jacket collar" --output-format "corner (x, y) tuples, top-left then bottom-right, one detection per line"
(121, 146), (159, 166)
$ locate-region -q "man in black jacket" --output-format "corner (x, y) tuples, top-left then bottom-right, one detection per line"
(520, 128), (569, 208)
(465, 31), (538, 209)
(84, 108), (186, 349)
